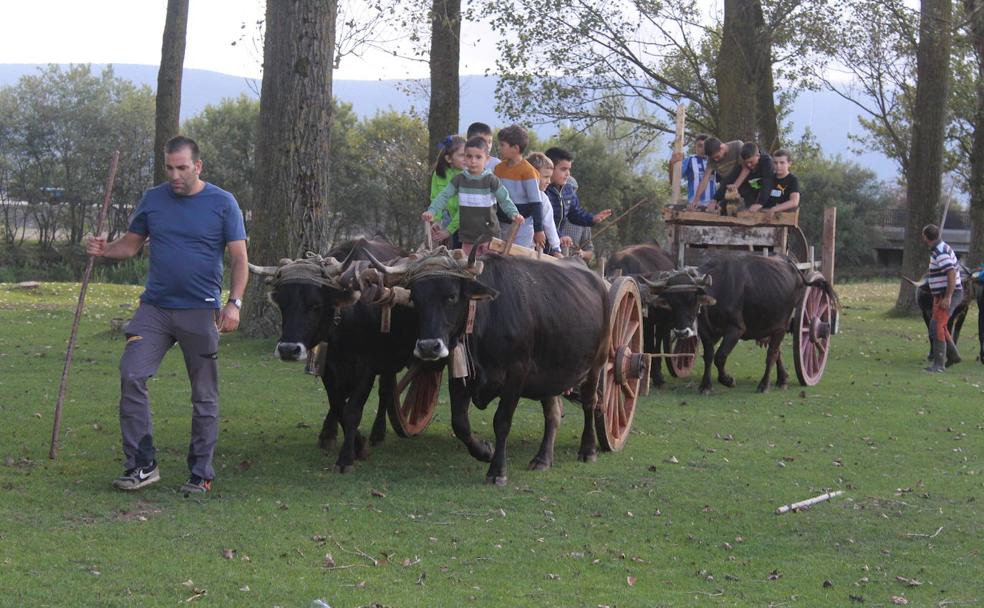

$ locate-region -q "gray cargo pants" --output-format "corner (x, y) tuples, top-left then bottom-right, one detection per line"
(120, 303), (220, 480)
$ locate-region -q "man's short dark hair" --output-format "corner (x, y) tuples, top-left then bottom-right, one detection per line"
(694, 133), (710, 143)
(740, 142), (760, 160)
(703, 137), (723, 157)
(496, 124), (529, 152)
(464, 135), (489, 152)
(165, 135), (201, 161)
(544, 147), (573, 164)
(773, 148), (793, 162)
(923, 224), (941, 242)
(466, 122), (493, 138)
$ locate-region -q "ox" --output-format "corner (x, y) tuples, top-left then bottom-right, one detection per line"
(606, 244), (714, 387)
(250, 236), (422, 472)
(368, 247), (610, 485)
(693, 254), (838, 394)
(905, 271), (972, 367)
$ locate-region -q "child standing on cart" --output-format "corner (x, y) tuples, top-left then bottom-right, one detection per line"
(422, 136), (524, 256)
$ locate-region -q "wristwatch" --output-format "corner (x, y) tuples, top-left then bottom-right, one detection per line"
(227, 297), (243, 309)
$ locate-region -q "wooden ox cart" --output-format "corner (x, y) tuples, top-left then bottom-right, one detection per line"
(660, 207), (839, 386)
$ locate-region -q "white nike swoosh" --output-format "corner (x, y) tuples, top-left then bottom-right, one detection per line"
(137, 469), (154, 481)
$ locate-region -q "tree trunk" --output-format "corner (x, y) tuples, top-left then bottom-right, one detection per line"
(427, 0), (461, 164)
(153, 0), (189, 186)
(242, 0), (337, 337)
(967, 0), (984, 267)
(895, 0), (953, 312)
(717, 0), (779, 146)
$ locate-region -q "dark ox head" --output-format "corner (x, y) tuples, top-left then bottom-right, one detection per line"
(640, 270), (716, 339)
(408, 276), (497, 361)
(360, 245), (495, 361)
(248, 259), (358, 362)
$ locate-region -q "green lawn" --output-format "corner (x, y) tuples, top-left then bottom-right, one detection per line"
(0, 280), (981, 607)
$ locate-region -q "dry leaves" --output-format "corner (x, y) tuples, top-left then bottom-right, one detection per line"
(767, 569), (782, 581)
(323, 553), (336, 569)
(370, 489), (386, 498)
(626, 576), (637, 586)
(221, 548), (236, 560)
(890, 595), (909, 605)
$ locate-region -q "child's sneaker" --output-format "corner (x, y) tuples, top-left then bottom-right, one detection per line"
(112, 462), (160, 491)
(180, 475), (212, 494)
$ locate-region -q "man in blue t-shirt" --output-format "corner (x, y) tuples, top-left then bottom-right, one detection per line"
(86, 136), (248, 495)
(669, 134), (716, 210)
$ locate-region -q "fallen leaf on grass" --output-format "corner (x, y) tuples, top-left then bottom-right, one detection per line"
(323, 553), (336, 569)
(626, 576), (636, 586)
(823, 580), (833, 588)
(702, 505), (714, 513)
(666, 456), (679, 464)
(546, 573), (560, 580)
(894, 576), (921, 587)
(312, 535), (327, 542)
(890, 596), (908, 605)
(221, 549), (236, 560)
(850, 594), (864, 603)
(370, 489), (386, 498)
(767, 570), (782, 581)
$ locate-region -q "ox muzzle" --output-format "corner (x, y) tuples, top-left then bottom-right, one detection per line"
(414, 338), (449, 361)
(671, 325), (698, 340)
(276, 342), (307, 361)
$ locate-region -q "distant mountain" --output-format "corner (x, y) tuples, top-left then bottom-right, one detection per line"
(0, 63), (897, 182)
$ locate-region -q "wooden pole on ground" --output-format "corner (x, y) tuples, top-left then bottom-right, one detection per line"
(50, 150), (120, 459)
(669, 104), (686, 207)
(821, 207), (837, 284)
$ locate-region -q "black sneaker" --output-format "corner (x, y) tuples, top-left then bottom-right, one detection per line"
(112, 462), (160, 491)
(180, 475), (212, 494)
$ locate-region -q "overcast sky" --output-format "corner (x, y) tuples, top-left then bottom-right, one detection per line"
(0, 0), (500, 80)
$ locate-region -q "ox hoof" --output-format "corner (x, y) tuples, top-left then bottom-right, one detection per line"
(577, 450), (598, 463)
(528, 457), (552, 471)
(485, 475), (508, 486)
(699, 386), (713, 396)
(718, 375), (736, 388)
(756, 383), (770, 393)
(369, 431), (386, 447)
(333, 463), (355, 474)
(474, 441), (494, 463)
(777, 381), (789, 391)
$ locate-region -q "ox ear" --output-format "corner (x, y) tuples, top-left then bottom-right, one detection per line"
(698, 294), (717, 306)
(464, 280), (498, 302)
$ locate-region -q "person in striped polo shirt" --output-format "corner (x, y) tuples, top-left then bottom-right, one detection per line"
(423, 136), (524, 256)
(921, 223), (963, 372)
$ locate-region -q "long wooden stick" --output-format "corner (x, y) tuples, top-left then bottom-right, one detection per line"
(587, 198), (650, 242)
(424, 220), (433, 250)
(775, 490), (843, 515)
(50, 150), (120, 459)
(669, 104), (686, 206)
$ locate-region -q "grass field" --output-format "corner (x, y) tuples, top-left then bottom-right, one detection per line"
(0, 280), (981, 607)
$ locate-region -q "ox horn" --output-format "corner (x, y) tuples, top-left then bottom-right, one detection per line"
(697, 273), (712, 288)
(363, 249), (411, 285)
(248, 263), (278, 276)
(902, 276), (927, 288)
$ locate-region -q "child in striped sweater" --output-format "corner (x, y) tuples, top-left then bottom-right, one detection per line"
(494, 124), (545, 250)
(422, 136), (524, 256)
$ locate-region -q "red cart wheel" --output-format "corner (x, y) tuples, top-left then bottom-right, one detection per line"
(596, 277), (646, 451)
(387, 362), (443, 437)
(792, 283), (833, 386)
(666, 335), (698, 378)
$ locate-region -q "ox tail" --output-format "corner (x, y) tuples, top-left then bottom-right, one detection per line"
(804, 273), (840, 311)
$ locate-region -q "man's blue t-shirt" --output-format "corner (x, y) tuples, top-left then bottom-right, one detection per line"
(128, 182), (247, 309)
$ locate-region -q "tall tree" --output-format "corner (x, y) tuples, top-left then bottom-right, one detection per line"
(242, 0), (338, 336)
(965, 0), (984, 266)
(153, 0), (189, 186)
(896, 0), (954, 312)
(427, 0), (461, 163)
(716, 0), (779, 147)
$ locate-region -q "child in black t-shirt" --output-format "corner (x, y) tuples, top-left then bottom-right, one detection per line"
(749, 148), (800, 219)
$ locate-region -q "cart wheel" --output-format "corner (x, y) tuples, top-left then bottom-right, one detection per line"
(596, 277), (646, 451)
(666, 335), (699, 378)
(387, 362), (443, 437)
(792, 284), (833, 386)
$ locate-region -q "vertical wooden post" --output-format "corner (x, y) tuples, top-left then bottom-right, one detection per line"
(669, 104), (686, 206)
(822, 207), (837, 283)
